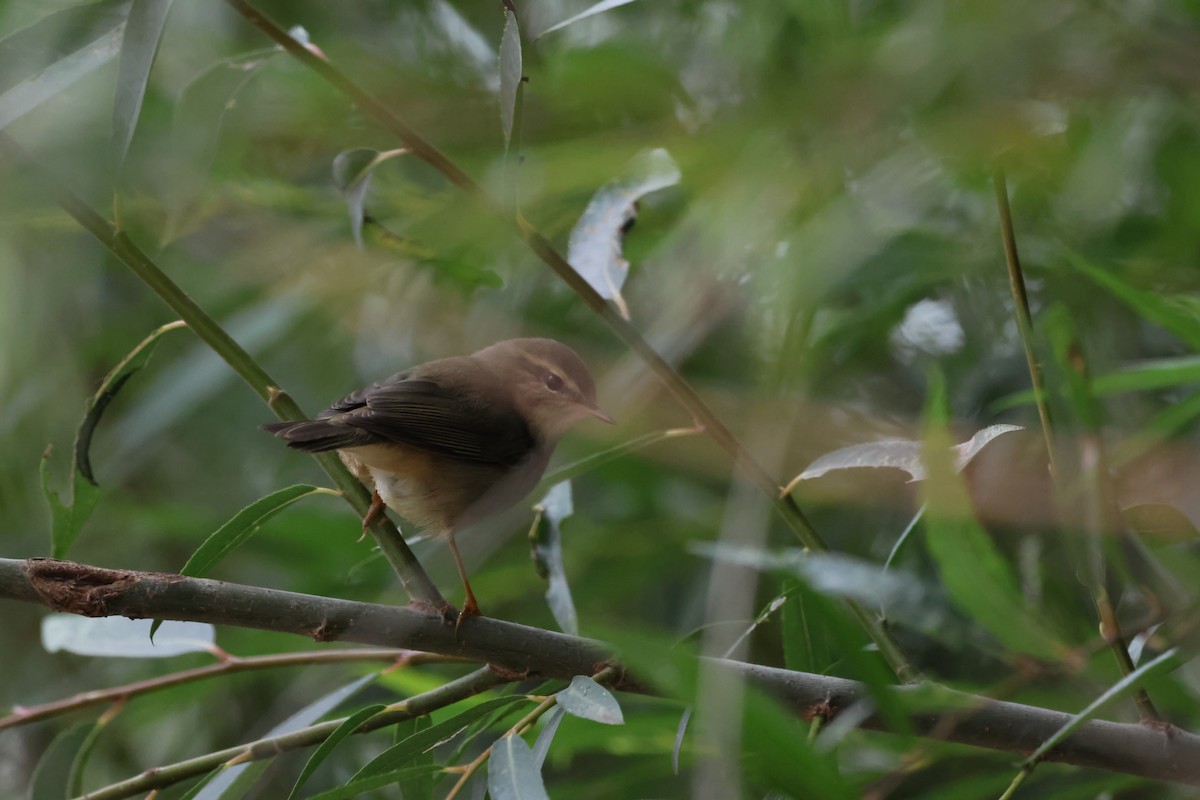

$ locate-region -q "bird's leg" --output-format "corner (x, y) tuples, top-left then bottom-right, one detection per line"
(359, 489), (387, 541)
(446, 532), (481, 627)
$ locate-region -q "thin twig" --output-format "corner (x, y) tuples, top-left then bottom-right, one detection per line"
(0, 649), (464, 731)
(993, 170), (1057, 477)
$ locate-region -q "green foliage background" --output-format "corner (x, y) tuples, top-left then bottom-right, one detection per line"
(3, 0), (1200, 797)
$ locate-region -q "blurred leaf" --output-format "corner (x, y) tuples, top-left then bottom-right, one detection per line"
(567, 147), (680, 319)
(1024, 648), (1179, 767)
(305, 767), (445, 800)
(694, 544), (958, 639)
(1123, 503), (1199, 539)
(530, 706), (564, 769)
(0, 0), (130, 129)
(42, 320), (186, 558)
(178, 769), (222, 800)
(287, 704), (386, 800)
(111, 0), (174, 174)
(556, 675), (623, 725)
(332, 147), (410, 248)
(996, 354), (1200, 410)
(196, 672), (380, 800)
(488, 735), (549, 800)
(922, 370), (1063, 660)
(780, 580), (836, 675)
(354, 696), (526, 778)
(538, 0), (637, 37)
(42, 615), (214, 657)
(28, 721), (93, 800)
(785, 423), (1022, 488)
(498, 9), (521, 147)
(1067, 250), (1200, 350)
(164, 46), (280, 241)
(530, 481), (578, 635)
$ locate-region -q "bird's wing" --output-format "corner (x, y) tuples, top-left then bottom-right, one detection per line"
(321, 364), (535, 467)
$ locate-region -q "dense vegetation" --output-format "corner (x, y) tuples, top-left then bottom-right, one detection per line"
(3, 0), (1200, 797)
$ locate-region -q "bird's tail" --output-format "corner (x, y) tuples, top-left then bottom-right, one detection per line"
(261, 419), (367, 452)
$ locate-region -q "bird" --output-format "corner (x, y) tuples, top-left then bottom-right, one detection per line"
(262, 338), (612, 620)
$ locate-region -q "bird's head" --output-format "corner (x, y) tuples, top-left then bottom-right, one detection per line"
(473, 338), (613, 441)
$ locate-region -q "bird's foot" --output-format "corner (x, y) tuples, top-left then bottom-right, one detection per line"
(359, 490), (387, 541)
(454, 597), (482, 635)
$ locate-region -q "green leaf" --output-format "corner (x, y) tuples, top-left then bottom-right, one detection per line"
(0, 0), (130, 129)
(392, 715), (436, 799)
(1024, 648), (1180, 766)
(112, 0), (174, 174)
(178, 484), (338, 579)
(1066, 249), (1200, 349)
(43, 320), (186, 558)
(530, 481), (578, 635)
(1122, 503), (1199, 539)
(178, 768), (222, 800)
(28, 722), (94, 800)
(488, 735), (549, 800)
(921, 369), (1063, 660)
(197, 673), (380, 800)
(287, 704), (386, 800)
(354, 696), (526, 779)
(556, 675), (623, 725)
(304, 766), (444, 800)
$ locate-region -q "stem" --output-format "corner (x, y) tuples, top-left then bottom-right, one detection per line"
(0, 649), (463, 731)
(0, 132), (444, 609)
(73, 667), (505, 800)
(993, 170), (1057, 477)
(220, 0), (912, 683)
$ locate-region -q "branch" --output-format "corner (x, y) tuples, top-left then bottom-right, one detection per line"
(220, 0), (913, 682)
(0, 648), (466, 731)
(3, 558), (1197, 787)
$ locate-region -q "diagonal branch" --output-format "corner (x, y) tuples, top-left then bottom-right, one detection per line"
(2, 557), (1197, 787)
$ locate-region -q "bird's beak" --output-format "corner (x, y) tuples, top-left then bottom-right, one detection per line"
(585, 403), (615, 425)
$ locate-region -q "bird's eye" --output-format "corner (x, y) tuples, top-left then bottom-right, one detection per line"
(544, 372), (565, 392)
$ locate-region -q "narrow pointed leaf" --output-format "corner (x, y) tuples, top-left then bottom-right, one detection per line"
(178, 484), (338, 579)
(287, 704), (386, 800)
(556, 675), (623, 725)
(44, 320), (186, 558)
(112, 0), (174, 172)
(488, 735), (550, 800)
(354, 696), (525, 778)
(1025, 648), (1180, 766)
(531, 706), (565, 769)
(28, 722), (94, 800)
(305, 766), (443, 800)
(499, 10), (521, 146)
(567, 147), (679, 319)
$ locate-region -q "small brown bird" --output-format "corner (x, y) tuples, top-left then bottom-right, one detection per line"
(263, 338), (611, 619)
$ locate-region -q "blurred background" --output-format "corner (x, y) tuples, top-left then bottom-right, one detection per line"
(3, 0), (1200, 797)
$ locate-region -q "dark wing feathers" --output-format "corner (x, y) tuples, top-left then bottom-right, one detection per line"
(264, 364), (535, 467)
